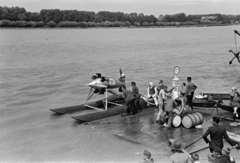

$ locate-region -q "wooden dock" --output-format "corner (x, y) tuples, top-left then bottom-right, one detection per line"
(87, 107), (240, 155)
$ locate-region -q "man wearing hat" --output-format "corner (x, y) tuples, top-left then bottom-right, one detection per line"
(170, 139), (192, 163)
(219, 147), (236, 163)
(207, 153), (216, 163)
(202, 116), (237, 154)
(207, 147), (236, 163)
(139, 150), (154, 163)
(191, 153), (200, 163)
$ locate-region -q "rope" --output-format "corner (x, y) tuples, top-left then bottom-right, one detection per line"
(141, 96), (156, 106)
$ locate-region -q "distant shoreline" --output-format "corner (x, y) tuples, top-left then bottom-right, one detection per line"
(0, 23), (239, 29)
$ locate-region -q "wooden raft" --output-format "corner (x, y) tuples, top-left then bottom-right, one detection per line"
(87, 107), (240, 155)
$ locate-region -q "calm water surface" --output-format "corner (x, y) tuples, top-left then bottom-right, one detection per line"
(0, 26), (240, 162)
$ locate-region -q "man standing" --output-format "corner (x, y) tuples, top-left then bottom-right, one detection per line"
(131, 82), (141, 112)
(202, 116), (236, 154)
(184, 77), (197, 112)
(121, 85), (136, 116)
(156, 85), (166, 122)
(163, 88), (177, 128)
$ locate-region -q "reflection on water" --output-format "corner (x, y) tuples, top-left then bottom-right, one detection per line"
(0, 26), (239, 162)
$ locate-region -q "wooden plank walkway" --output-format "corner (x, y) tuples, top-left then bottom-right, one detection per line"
(87, 107), (240, 155)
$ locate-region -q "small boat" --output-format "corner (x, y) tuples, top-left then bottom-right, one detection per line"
(71, 105), (123, 122)
(202, 93), (231, 100)
(192, 93), (231, 108)
(50, 95), (123, 114)
(192, 98), (216, 108)
(227, 132), (240, 143)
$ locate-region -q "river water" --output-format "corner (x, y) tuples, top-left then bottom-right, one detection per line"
(0, 26), (239, 162)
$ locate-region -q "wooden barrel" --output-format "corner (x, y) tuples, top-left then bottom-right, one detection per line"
(182, 112), (204, 128)
(172, 114), (181, 127)
(173, 106), (190, 115)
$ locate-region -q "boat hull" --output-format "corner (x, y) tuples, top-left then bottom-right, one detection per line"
(193, 98), (216, 107)
(50, 95), (123, 114)
(71, 97), (153, 122)
(202, 93), (230, 100)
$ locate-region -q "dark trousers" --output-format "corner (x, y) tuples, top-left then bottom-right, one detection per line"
(187, 94), (194, 110)
(166, 111), (173, 127)
(134, 97), (141, 112)
(123, 99), (137, 114)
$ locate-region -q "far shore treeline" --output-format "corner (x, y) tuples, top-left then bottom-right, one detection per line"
(0, 6), (240, 28)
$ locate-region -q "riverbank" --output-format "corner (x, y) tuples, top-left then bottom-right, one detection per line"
(0, 24), (239, 29)
(1, 19), (239, 28)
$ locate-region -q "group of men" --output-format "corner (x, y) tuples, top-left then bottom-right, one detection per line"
(117, 70), (239, 163)
(118, 68), (198, 128)
(154, 77), (197, 128)
(118, 69), (142, 116)
(139, 116), (238, 163)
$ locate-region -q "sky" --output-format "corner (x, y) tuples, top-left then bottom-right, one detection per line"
(0, 0), (240, 16)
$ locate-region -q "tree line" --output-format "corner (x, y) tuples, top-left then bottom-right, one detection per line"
(0, 6), (239, 28)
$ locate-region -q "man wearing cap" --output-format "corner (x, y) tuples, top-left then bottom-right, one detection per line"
(147, 82), (158, 106)
(139, 150), (154, 163)
(207, 153), (216, 163)
(118, 67), (126, 92)
(184, 77), (197, 112)
(170, 139), (192, 163)
(191, 153), (200, 163)
(202, 116), (237, 154)
(230, 87), (240, 118)
(207, 147), (236, 163)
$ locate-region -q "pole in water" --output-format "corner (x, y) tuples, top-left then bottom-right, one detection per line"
(229, 30), (240, 65)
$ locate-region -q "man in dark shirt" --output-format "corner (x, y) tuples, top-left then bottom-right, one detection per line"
(131, 82), (139, 96)
(184, 77), (197, 111)
(121, 85), (136, 115)
(131, 82), (141, 112)
(202, 116), (236, 154)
